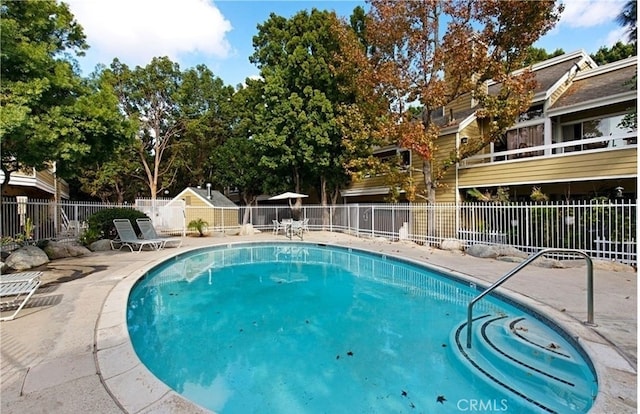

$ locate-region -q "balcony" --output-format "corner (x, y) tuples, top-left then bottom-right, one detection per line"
(460, 132), (637, 167)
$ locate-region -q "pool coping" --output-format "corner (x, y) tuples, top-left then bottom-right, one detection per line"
(95, 240), (636, 413)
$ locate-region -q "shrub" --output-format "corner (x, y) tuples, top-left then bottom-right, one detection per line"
(87, 208), (149, 240)
(188, 218), (209, 237)
(79, 227), (102, 246)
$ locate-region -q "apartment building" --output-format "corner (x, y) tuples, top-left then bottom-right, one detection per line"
(341, 50), (637, 203)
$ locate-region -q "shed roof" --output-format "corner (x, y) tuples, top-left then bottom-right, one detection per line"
(172, 187), (238, 208)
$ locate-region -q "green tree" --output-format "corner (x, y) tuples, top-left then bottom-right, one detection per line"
(103, 57), (186, 200)
(78, 143), (142, 203)
(210, 78), (268, 223)
(250, 9), (353, 210)
(523, 46), (565, 66)
(591, 41), (637, 65)
(1, 0), (126, 192)
(174, 65), (236, 189)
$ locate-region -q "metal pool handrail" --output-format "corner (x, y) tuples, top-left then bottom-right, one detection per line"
(466, 248), (594, 349)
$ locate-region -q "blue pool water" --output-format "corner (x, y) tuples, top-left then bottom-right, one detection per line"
(127, 243), (598, 413)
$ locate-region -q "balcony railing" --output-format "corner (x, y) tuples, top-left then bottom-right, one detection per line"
(461, 133), (637, 167)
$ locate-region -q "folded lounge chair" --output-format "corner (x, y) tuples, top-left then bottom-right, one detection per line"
(1, 271), (42, 321)
(136, 218), (182, 248)
(111, 219), (163, 253)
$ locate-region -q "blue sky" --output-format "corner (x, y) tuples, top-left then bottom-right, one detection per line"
(66, 0), (630, 88)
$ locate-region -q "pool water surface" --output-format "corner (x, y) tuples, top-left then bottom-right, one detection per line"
(127, 243), (597, 413)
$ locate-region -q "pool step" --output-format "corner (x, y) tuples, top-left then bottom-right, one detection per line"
(450, 314), (597, 413)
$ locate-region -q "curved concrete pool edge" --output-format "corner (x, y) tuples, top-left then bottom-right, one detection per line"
(95, 237), (636, 414)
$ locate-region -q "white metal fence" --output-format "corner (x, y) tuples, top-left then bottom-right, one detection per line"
(1, 197), (636, 266)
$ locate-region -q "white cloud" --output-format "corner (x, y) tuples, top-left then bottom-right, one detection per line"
(66, 0), (232, 68)
(559, 0), (624, 28)
(604, 26), (629, 45)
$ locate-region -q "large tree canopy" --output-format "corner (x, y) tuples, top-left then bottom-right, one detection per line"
(1, 0), (127, 191)
(347, 0), (563, 202)
(210, 78), (267, 218)
(591, 41), (637, 65)
(250, 9), (356, 208)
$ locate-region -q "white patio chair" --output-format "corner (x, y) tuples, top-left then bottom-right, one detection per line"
(136, 218), (183, 248)
(272, 220), (281, 235)
(111, 219), (162, 253)
(1, 271), (42, 321)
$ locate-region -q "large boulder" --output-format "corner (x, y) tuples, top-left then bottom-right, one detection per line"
(5, 246), (50, 271)
(466, 244), (499, 258)
(90, 239), (113, 252)
(439, 238), (464, 251)
(43, 241), (91, 259)
(494, 245), (528, 258)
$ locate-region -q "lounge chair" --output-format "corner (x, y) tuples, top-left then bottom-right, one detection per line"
(136, 218), (182, 248)
(1, 271), (42, 321)
(111, 219), (163, 253)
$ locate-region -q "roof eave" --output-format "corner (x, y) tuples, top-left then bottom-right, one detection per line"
(548, 91), (637, 117)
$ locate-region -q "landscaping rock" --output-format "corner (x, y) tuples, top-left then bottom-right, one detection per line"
(5, 245), (50, 271)
(90, 239), (113, 252)
(533, 258), (565, 268)
(43, 241), (91, 259)
(466, 244), (499, 258)
(593, 260), (635, 272)
(494, 245), (528, 258)
(439, 238), (464, 251)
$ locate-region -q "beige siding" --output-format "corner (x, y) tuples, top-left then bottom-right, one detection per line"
(181, 189), (239, 228)
(36, 170), (55, 188)
(434, 132), (458, 202)
(345, 174), (389, 191)
(447, 93), (473, 115)
(458, 148), (637, 188)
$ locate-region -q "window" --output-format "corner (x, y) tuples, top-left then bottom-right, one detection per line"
(375, 149), (411, 170)
(506, 124), (544, 159)
(517, 104), (544, 123)
(559, 114), (636, 152)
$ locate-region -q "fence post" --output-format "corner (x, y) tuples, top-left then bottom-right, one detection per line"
(330, 205), (333, 232)
(182, 200), (186, 238)
(392, 204), (395, 240)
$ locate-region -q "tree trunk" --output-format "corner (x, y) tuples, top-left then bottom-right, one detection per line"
(242, 194), (257, 225)
(292, 167), (302, 210)
(320, 176), (329, 227)
(422, 159), (437, 243)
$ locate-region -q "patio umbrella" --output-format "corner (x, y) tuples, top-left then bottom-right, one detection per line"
(268, 192), (309, 201)
(268, 192), (308, 219)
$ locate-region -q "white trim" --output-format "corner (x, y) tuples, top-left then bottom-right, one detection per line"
(167, 188), (211, 207)
(572, 55), (637, 80)
(548, 91), (636, 117)
(486, 50), (594, 86)
(440, 112), (477, 135)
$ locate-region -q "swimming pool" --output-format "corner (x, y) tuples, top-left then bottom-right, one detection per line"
(127, 242), (597, 413)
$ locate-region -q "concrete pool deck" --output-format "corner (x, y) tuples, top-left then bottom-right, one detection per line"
(0, 231), (636, 413)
